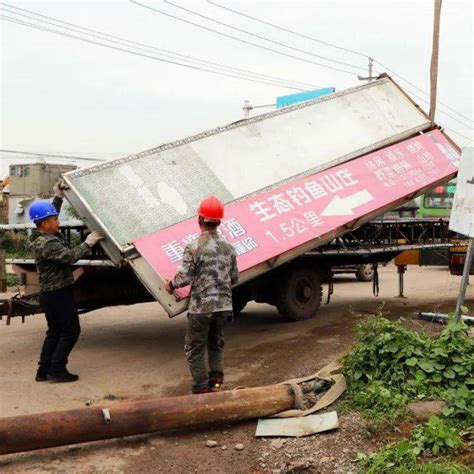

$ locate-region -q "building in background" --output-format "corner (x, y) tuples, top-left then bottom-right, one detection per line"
(6, 163), (77, 224)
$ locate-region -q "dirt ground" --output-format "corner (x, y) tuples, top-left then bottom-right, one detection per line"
(0, 264), (472, 473)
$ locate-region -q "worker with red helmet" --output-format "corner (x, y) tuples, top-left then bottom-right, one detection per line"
(165, 196), (239, 394)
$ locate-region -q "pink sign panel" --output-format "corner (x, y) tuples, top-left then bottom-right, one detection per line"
(134, 130), (459, 287)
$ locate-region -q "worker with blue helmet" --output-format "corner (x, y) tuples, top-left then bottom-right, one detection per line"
(29, 183), (104, 383)
(29, 201), (59, 223)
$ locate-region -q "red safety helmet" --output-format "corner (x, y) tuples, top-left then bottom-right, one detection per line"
(198, 196), (224, 220)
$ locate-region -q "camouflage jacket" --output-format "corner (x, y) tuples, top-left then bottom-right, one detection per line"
(29, 198), (90, 293)
(172, 231), (239, 314)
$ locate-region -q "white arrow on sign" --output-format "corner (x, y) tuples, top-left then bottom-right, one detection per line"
(321, 189), (374, 216)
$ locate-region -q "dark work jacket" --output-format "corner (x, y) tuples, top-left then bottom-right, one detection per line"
(28, 197), (90, 293)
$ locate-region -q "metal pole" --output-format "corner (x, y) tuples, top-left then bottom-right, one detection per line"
(396, 264), (407, 298)
(368, 57), (374, 82)
(243, 100), (252, 118)
(454, 238), (474, 321)
(357, 57), (376, 82)
(429, 0), (442, 122)
(0, 385), (294, 455)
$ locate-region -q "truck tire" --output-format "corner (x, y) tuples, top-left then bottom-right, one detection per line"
(276, 264), (322, 321)
(355, 263), (375, 282)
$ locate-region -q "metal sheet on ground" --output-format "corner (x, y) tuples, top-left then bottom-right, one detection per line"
(134, 130), (459, 311)
(63, 78), (430, 251)
(255, 411), (338, 437)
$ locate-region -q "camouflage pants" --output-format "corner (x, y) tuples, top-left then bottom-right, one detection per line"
(184, 311), (233, 393)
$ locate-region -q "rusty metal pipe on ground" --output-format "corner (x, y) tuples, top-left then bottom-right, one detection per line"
(0, 385), (294, 455)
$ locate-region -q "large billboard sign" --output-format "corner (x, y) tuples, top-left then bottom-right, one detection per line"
(134, 130), (459, 299)
(63, 78), (431, 263)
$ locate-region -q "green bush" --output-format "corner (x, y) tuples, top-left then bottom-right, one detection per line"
(359, 416), (462, 473)
(1, 230), (32, 258)
(342, 315), (431, 394)
(345, 312), (472, 472)
(411, 416), (460, 456)
(357, 439), (417, 473)
(351, 380), (408, 425)
(6, 274), (20, 287)
(342, 314), (473, 426)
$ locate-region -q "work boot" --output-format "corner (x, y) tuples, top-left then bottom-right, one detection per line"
(36, 364), (50, 382)
(35, 371), (48, 382)
(47, 370), (79, 383)
(209, 374), (224, 393)
(192, 387), (209, 394)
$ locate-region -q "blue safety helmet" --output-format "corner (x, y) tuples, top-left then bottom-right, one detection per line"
(29, 201), (59, 223)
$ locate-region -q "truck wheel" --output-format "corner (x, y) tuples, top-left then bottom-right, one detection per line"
(355, 264), (375, 282)
(276, 265), (322, 321)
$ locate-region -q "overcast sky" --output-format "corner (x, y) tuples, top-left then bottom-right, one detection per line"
(0, 0), (472, 178)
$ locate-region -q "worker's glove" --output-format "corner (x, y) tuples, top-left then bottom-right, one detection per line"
(53, 181), (65, 199)
(164, 279), (174, 295)
(85, 231), (105, 247)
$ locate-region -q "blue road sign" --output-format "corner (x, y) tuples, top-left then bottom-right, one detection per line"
(276, 87), (335, 108)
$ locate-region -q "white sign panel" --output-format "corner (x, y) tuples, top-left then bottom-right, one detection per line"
(64, 77), (430, 251)
(450, 147), (474, 237)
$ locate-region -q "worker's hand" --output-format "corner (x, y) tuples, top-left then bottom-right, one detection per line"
(85, 231), (105, 247)
(164, 280), (174, 295)
(53, 181), (64, 199)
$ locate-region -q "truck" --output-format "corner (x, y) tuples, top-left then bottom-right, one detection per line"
(393, 177), (474, 275)
(0, 75), (462, 324)
(414, 178), (474, 275)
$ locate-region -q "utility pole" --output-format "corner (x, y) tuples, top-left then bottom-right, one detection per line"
(242, 100), (276, 118)
(368, 57), (374, 82)
(429, 0), (442, 123)
(357, 57), (376, 82)
(454, 239), (474, 321)
(243, 100), (252, 118)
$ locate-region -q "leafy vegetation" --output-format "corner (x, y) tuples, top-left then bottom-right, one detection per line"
(411, 416), (461, 456)
(342, 310), (473, 472)
(342, 312), (473, 427)
(358, 432), (469, 474)
(6, 273), (20, 288)
(351, 380), (408, 428)
(1, 230), (32, 258)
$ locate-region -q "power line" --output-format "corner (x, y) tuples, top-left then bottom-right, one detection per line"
(7, 2), (469, 126)
(206, 0), (371, 59)
(164, 0), (368, 73)
(0, 4), (319, 90)
(130, 0), (360, 77)
(0, 149), (107, 161)
(401, 86), (472, 130)
(37, 152), (125, 155)
(1, 3), (321, 91)
(4, 2), (471, 132)
(0, 14), (313, 91)
(374, 60), (474, 125)
(4, 16), (469, 140)
(207, 1), (473, 125)
(445, 129), (473, 143)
